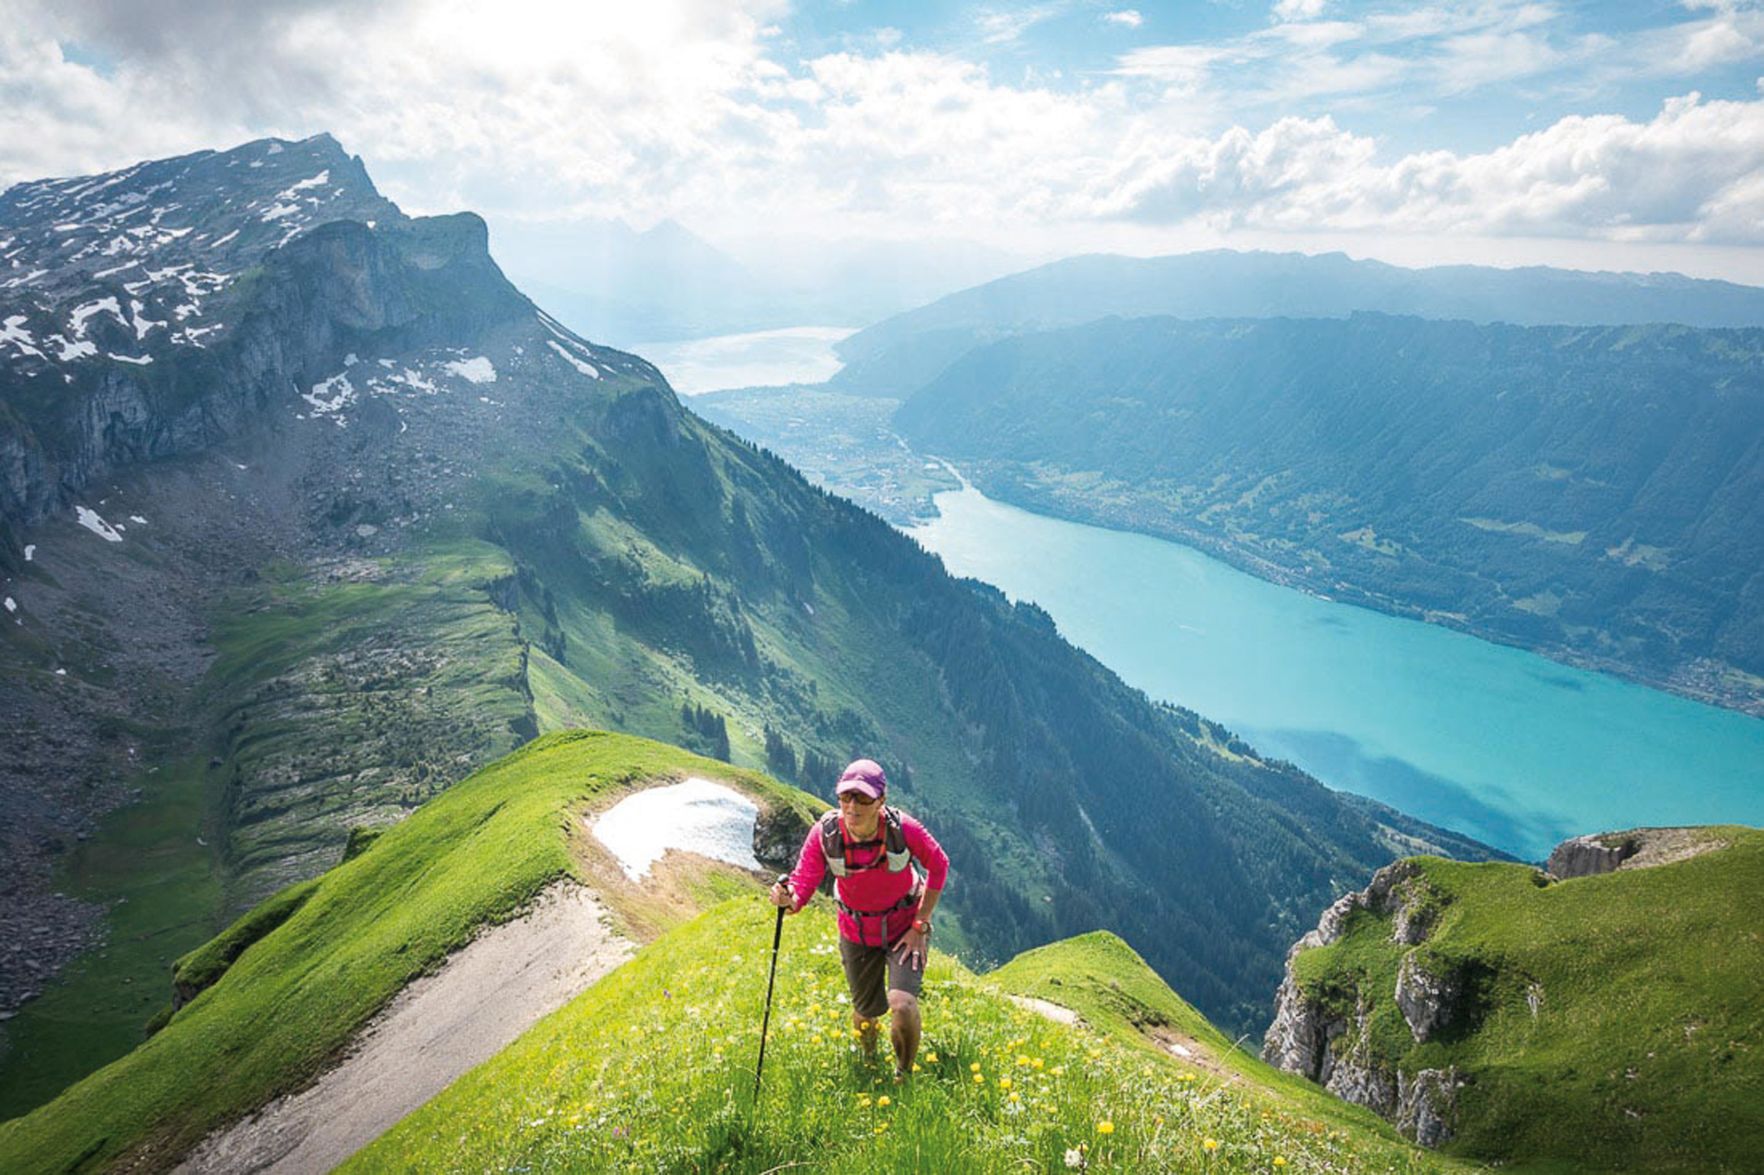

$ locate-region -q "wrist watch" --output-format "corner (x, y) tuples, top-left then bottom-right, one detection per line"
(912, 918), (932, 934)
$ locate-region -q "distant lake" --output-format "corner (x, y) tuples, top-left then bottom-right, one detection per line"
(639, 326), (854, 395)
(909, 481), (1764, 862)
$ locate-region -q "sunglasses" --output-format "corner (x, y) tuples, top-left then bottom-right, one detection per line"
(837, 791), (880, 806)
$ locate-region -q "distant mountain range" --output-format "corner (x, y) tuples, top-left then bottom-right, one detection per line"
(831, 249), (1764, 397)
(490, 215), (1019, 346)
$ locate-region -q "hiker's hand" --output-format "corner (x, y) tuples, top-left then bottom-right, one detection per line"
(894, 926), (929, 972)
(769, 882), (794, 910)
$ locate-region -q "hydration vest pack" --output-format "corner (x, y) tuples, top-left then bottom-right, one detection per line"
(818, 807), (913, 878)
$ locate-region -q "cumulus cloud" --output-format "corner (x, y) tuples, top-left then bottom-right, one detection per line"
(1095, 90), (1764, 243)
(1274, 0), (1329, 20)
(1103, 9), (1144, 28)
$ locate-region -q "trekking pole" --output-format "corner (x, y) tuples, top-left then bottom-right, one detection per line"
(754, 873), (790, 1103)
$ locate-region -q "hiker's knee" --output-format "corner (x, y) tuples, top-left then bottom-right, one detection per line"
(888, 990), (918, 1019)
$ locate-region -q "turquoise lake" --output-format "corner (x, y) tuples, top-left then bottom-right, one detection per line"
(908, 480), (1764, 862)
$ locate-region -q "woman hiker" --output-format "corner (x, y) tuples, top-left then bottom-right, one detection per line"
(770, 758), (949, 1080)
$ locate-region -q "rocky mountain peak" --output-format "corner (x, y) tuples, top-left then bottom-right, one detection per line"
(0, 134), (402, 378)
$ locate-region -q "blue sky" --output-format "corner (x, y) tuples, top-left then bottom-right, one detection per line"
(767, 0), (1764, 149)
(1, 0), (1760, 283)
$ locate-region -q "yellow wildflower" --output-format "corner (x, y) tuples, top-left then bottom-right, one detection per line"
(1273, 1158), (1288, 1168)
(1050, 1065), (1066, 1077)
(973, 1073), (986, 1084)
(1009, 1092), (1021, 1104)
(926, 1051), (939, 1063)
(857, 1095), (872, 1108)
(1017, 1055), (1031, 1066)
(971, 1062), (983, 1073)
(877, 1095), (892, 1107)
(1033, 1057), (1045, 1069)
(1203, 1138), (1218, 1151)
(999, 1076), (1013, 1090)
(1097, 1121), (1115, 1135)
(912, 1063), (922, 1073)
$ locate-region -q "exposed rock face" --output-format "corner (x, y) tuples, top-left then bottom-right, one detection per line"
(1263, 859), (1461, 1146)
(1545, 828), (1721, 879)
(1395, 952), (1459, 1042)
(1397, 1068), (1461, 1147)
(1547, 833), (1639, 879)
(751, 804), (811, 872)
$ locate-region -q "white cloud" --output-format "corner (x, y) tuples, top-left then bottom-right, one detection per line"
(976, 4), (1062, 46)
(1103, 9), (1144, 28)
(1273, 0), (1328, 20)
(0, 0), (1759, 268)
(1097, 90), (1764, 244)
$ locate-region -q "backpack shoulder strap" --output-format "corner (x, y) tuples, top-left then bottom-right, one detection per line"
(883, 807), (908, 854)
(817, 811), (847, 877)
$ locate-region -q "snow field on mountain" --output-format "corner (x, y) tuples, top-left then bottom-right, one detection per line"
(590, 777), (763, 881)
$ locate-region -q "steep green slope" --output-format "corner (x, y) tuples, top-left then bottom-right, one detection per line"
(892, 313), (1764, 713)
(1273, 829), (1764, 1171)
(0, 732), (819, 1173)
(351, 901), (1465, 1175)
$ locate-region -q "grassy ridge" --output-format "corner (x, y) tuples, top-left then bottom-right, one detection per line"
(0, 732), (815, 1174)
(350, 900), (1463, 1174)
(988, 934), (1400, 1137)
(1290, 830), (1764, 1171)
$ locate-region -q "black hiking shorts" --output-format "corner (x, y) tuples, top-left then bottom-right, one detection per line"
(839, 933), (924, 1021)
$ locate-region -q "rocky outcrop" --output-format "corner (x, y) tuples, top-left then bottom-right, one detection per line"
(1397, 1068), (1461, 1147)
(1547, 833), (1639, 879)
(1545, 828), (1722, 880)
(752, 803), (812, 872)
(1263, 859), (1462, 1146)
(1395, 952), (1459, 1042)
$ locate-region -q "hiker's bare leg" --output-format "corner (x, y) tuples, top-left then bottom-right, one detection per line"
(888, 990), (920, 1075)
(853, 1009), (879, 1060)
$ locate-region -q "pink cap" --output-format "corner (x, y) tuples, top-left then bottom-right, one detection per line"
(835, 758), (887, 800)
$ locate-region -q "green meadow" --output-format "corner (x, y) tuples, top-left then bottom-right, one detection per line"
(352, 901), (1457, 1174)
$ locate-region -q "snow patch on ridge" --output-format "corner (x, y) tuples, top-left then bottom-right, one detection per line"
(443, 355), (496, 384)
(547, 339), (599, 379)
(1, 315), (42, 358)
(304, 372), (356, 419)
(591, 778), (762, 881)
(75, 507), (123, 542)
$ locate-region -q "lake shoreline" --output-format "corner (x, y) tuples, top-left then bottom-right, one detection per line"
(947, 459), (1764, 722)
(908, 476), (1764, 862)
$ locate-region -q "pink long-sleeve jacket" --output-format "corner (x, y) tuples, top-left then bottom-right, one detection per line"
(785, 807), (950, 947)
